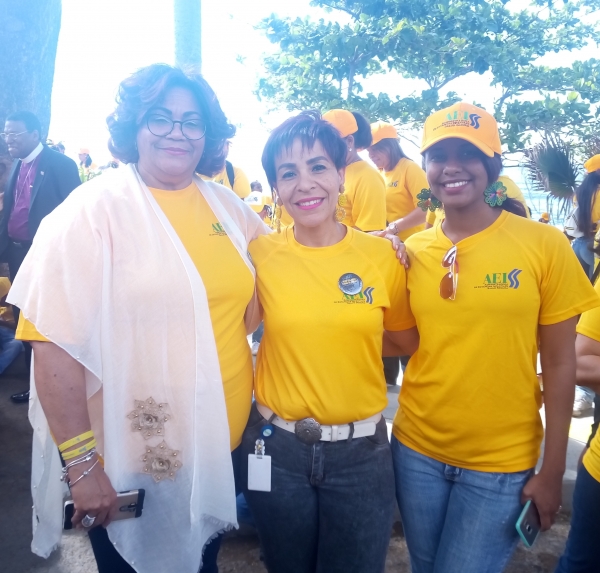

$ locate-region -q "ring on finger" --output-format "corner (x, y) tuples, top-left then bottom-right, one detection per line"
(81, 514), (96, 528)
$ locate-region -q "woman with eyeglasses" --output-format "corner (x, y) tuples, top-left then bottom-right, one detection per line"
(8, 64), (268, 573)
(386, 102), (599, 573)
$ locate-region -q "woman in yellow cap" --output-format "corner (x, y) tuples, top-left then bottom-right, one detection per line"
(569, 154), (600, 279)
(321, 109), (386, 232)
(554, 277), (600, 572)
(388, 102), (599, 573)
(367, 121), (428, 241)
(242, 110), (418, 573)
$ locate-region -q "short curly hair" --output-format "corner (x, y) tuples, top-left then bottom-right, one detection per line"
(107, 64), (235, 177)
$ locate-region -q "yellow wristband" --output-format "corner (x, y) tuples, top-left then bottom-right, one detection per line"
(61, 438), (97, 460)
(59, 430), (94, 453)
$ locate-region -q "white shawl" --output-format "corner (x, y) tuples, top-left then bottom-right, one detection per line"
(8, 164), (268, 573)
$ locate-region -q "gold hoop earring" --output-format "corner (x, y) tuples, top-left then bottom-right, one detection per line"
(334, 184), (346, 223)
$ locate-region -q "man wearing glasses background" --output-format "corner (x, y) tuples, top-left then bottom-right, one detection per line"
(0, 111), (80, 403)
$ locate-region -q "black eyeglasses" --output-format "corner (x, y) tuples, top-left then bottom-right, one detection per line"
(146, 115), (206, 141)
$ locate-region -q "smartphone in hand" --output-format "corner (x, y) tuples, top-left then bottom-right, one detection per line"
(63, 489), (145, 530)
(516, 500), (541, 548)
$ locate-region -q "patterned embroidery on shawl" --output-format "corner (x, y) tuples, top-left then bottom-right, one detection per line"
(140, 440), (183, 482)
(127, 397), (172, 439)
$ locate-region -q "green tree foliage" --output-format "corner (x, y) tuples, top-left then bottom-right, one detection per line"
(256, 0), (600, 152)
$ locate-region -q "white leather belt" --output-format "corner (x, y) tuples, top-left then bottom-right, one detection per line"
(256, 403), (381, 444)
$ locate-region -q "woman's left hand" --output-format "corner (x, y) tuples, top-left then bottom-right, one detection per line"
(370, 230), (409, 269)
(520, 470), (563, 531)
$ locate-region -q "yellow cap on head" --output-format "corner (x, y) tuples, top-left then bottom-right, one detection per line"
(541, 212), (550, 221)
(421, 102), (502, 158)
(584, 154), (600, 174)
(322, 109), (358, 138)
(370, 121), (398, 145)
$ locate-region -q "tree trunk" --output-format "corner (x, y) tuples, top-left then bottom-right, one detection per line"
(174, 0), (202, 73)
(0, 0), (62, 198)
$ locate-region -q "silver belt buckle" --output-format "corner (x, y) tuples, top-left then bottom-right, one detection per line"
(295, 418), (322, 445)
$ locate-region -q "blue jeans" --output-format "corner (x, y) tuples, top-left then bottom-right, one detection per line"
(252, 321), (264, 344)
(391, 437), (533, 573)
(555, 465), (600, 572)
(242, 404), (395, 573)
(0, 327), (23, 374)
(572, 237), (595, 280)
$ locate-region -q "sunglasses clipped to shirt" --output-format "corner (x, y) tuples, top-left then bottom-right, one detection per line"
(440, 245), (458, 301)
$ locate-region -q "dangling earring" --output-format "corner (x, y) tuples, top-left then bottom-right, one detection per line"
(416, 189), (443, 212)
(483, 181), (508, 208)
(334, 184), (346, 222)
(274, 196), (283, 233)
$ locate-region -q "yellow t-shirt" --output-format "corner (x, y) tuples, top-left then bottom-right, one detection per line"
(589, 188), (600, 227)
(207, 164), (251, 199)
(343, 160), (387, 231)
(575, 282), (600, 484)
(17, 184), (255, 450)
(383, 158), (428, 241)
(393, 210), (599, 472)
(425, 176), (531, 226)
(0, 277), (14, 324)
(249, 226), (416, 424)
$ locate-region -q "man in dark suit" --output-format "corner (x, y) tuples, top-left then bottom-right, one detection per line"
(1, 111), (80, 402)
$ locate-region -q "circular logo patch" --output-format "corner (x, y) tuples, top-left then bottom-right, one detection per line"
(338, 273), (363, 296)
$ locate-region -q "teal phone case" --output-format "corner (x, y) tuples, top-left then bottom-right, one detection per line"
(515, 500), (540, 548)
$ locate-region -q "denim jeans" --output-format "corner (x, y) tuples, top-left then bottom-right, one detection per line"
(391, 437), (533, 573)
(252, 322), (264, 344)
(0, 326), (23, 374)
(242, 404), (395, 573)
(572, 237), (595, 280)
(555, 465), (600, 573)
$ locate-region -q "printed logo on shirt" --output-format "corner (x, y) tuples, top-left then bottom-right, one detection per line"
(335, 286), (375, 305)
(388, 181), (399, 187)
(210, 223), (227, 237)
(475, 269), (522, 290)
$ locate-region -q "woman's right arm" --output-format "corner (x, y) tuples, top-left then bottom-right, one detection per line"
(32, 341), (117, 528)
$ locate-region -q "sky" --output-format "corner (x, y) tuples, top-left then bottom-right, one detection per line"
(50, 0), (597, 214)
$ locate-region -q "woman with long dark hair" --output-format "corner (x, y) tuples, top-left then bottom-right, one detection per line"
(571, 154), (600, 279)
(388, 102), (598, 573)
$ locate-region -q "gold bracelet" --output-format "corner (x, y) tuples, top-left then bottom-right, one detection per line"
(62, 438), (97, 460)
(59, 430), (94, 453)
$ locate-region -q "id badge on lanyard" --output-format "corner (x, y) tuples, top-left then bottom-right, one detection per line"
(248, 438), (271, 492)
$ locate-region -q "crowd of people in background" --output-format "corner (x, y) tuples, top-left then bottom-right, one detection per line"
(1, 62), (600, 573)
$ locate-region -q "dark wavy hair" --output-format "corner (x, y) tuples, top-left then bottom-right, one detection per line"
(424, 143), (526, 218)
(369, 138), (409, 172)
(349, 111), (373, 151)
(107, 64), (236, 177)
(262, 110), (347, 191)
(576, 171), (600, 238)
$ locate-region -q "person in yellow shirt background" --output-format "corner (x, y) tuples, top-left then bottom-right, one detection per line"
(569, 154), (600, 280)
(367, 120), (429, 385)
(242, 110), (418, 573)
(367, 121), (428, 241)
(387, 102), (599, 573)
(554, 275), (600, 572)
(322, 109), (386, 231)
(205, 140), (252, 199)
(425, 173), (531, 228)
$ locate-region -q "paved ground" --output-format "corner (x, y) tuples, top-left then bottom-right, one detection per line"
(1, 355), (592, 573)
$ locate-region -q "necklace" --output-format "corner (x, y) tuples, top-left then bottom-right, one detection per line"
(14, 160), (36, 206)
